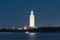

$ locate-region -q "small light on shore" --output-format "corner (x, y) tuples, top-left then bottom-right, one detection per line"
(18, 28), (22, 30)
(24, 26), (27, 30)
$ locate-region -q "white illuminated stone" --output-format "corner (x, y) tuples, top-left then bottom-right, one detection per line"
(30, 10), (35, 28)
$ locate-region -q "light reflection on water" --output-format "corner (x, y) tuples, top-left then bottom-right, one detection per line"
(25, 32), (60, 40)
(25, 32), (38, 40)
(0, 32), (60, 40)
(28, 33), (36, 37)
(28, 33), (37, 40)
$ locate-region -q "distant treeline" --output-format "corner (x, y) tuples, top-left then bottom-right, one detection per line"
(0, 27), (60, 32)
(37, 27), (60, 32)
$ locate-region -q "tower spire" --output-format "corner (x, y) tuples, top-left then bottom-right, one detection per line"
(31, 10), (34, 15)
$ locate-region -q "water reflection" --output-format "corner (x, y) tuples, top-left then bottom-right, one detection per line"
(25, 32), (37, 40)
(29, 33), (36, 37)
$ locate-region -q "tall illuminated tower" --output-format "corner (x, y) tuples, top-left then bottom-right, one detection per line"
(30, 10), (35, 28)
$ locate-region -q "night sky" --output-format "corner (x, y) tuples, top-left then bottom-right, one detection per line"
(0, 0), (60, 28)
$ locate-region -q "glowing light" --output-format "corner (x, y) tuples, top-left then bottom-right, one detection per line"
(24, 26), (27, 30)
(25, 31), (29, 34)
(30, 10), (35, 28)
(18, 28), (22, 30)
(12, 28), (15, 30)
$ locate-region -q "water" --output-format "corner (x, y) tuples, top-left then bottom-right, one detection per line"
(0, 32), (60, 40)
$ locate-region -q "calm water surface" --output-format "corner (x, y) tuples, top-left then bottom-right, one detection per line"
(0, 32), (60, 40)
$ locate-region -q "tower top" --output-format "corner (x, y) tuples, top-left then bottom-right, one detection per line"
(31, 10), (34, 15)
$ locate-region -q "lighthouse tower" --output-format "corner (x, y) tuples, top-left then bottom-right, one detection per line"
(30, 10), (35, 28)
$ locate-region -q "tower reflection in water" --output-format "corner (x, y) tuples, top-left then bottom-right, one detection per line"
(25, 32), (37, 40)
(29, 33), (36, 37)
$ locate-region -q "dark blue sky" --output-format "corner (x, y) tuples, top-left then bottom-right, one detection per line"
(0, 0), (60, 28)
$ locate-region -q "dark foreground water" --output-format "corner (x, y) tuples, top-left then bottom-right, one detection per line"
(0, 32), (60, 40)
